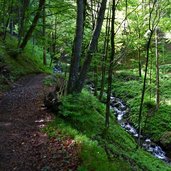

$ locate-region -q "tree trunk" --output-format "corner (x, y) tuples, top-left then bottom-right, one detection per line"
(19, 0), (45, 51)
(155, 28), (159, 110)
(9, 18), (14, 35)
(73, 0), (108, 93)
(1, 0), (6, 30)
(18, 0), (30, 47)
(149, 54), (152, 100)
(138, 48), (142, 77)
(137, 0), (159, 146)
(43, 1), (47, 65)
(94, 66), (98, 96)
(137, 30), (153, 146)
(90, 0), (95, 30)
(99, 7), (111, 101)
(67, 0), (84, 94)
(3, 0), (14, 41)
(138, 29), (142, 77)
(105, 0), (115, 128)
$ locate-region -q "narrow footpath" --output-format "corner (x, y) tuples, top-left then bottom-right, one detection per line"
(0, 74), (79, 171)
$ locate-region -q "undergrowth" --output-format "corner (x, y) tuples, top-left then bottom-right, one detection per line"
(111, 68), (171, 146)
(0, 35), (51, 91)
(44, 90), (171, 171)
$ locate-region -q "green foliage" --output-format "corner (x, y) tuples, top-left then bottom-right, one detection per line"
(43, 117), (118, 171)
(60, 90), (105, 122)
(144, 105), (171, 141)
(111, 67), (171, 146)
(112, 71), (142, 100)
(77, 138), (117, 171)
(160, 64), (171, 73)
(160, 131), (171, 145)
(44, 90), (171, 171)
(0, 36), (52, 91)
(59, 90), (105, 136)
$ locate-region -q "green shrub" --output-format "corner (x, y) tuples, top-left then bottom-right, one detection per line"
(59, 90), (105, 123)
(44, 90), (171, 171)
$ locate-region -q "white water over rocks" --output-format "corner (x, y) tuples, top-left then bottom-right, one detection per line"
(88, 83), (169, 162)
(110, 95), (169, 162)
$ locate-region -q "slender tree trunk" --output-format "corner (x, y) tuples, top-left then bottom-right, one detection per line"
(50, 32), (54, 66)
(3, 0), (14, 41)
(9, 18), (14, 35)
(2, 0), (6, 30)
(50, 17), (57, 67)
(105, 0), (115, 128)
(18, 0), (30, 47)
(155, 28), (159, 110)
(90, 0), (95, 30)
(137, 0), (159, 146)
(73, 0), (108, 93)
(94, 65), (98, 96)
(43, 1), (47, 65)
(149, 54), (152, 100)
(19, 0), (45, 51)
(0, 0), (4, 24)
(99, 8), (111, 101)
(138, 48), (142, 77)
(137, 31), (153, 146)
(67, 0), (84, 94)
(138, 29), (142, 77)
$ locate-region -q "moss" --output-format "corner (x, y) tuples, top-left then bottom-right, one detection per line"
(44, 91), (171, 171)
(143, 105), (171, 141)
(0, 35), (52, 91)
(160, 131), (171, 144)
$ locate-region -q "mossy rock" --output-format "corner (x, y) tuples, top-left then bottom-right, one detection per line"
(160, 131), (171, 150)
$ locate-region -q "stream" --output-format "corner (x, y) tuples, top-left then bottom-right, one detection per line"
(89, 85), (170, 163)
(110, 96), (170, 162)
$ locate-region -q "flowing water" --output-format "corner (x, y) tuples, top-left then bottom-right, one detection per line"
(110, 95), (169, 162)
(88, 84), (170, 162)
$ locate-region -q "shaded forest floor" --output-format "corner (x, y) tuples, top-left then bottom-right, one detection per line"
(0, 74), (80, 171)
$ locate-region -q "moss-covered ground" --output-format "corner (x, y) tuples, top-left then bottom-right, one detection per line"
(0, 35), (51, 92)
(43, 89), (171, 171)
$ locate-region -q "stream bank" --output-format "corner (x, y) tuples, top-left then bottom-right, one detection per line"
(110, 95), (170, 163)
(89, 84), (170, 163)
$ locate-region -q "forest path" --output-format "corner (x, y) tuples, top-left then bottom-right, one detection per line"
(0, 74), (79, 171)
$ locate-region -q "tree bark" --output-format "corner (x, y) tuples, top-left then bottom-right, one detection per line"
(99, 7), (111, 101)
(3, 0), (14, 41)
(137, 30), (153, 146)
(19, 0), (45, 51)
(137, 0), (158, 146)
(105, 0), (115, 128)
(1, 0), (6, 30)
(149, 53), (152, 100)
(138, 29), (142, 77)
(18, 0), (30, 47)
(43, 1), (47, 65)
(155, 28), (159, 110)
(138, 48), (142, 77)
(94, 65), (98, 96)
(67, 0), (84, 94)
(73, 0), (108, 93)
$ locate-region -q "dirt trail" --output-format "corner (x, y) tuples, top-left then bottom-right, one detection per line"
(0, 74), (79, 171)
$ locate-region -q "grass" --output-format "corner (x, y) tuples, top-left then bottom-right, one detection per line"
(110, 66), (171, 145)
(0, 35), (52, 91)
(143, 104), (171, 141)
(43, 90), (171, 171)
